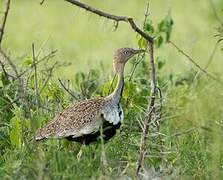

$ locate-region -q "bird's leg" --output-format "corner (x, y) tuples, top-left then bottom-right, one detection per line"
(76, 139), (85, 161)
(100, 125), (107, 168)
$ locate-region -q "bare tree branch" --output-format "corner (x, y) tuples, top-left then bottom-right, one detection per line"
(0, 0), (10, 45)
(64, 0), (153, 43)
(136, 41), (156, 175)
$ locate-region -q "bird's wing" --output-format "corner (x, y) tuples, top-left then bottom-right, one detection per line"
(34, 97), (106, 141)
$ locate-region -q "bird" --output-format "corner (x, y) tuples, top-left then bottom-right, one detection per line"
(34, 48), (145, 145)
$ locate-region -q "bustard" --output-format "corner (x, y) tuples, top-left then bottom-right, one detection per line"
(34, 48), (145, 144)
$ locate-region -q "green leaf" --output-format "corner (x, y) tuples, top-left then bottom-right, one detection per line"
(144, 19), (154, 34)
(156, 56), (166, 70)
(0, 73), (10, 86)
(138, 37), (147, 49)
(21, 56), (32, 67)
(157, 14), (174, 42)
(155, 35), (164, 48)
(9, 116), (22, 149)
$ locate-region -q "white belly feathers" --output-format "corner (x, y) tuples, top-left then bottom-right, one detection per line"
(102, 103), (124, 125)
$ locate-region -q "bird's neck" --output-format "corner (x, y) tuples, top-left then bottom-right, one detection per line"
(110, 69), (124, 104)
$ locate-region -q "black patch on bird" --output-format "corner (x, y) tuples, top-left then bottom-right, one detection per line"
(66, 118), (121, 145)
(120, 84), (124, 98)
(119, 110), (122, 117)
(118, 104), (122, 117)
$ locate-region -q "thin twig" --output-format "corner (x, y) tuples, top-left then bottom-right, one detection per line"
(193, 41), (219, 80)
(128, 0), (148, 82)
(154, 86), (163, 133)
(0, 97), (20, 112)
(17, 49), (57, 79)
(137, 116), (145, 132)
(124, 54), (145, 109)
(128, 0), (148, 81)
(154, 87), (164, 156)
(129, 53), (145, 81)
(204, 41), (219, 69)
(39, 62), (58, 95)
(0, 49), (30, 117)
(40, 0), (46, 5)
(0, 48), (19, 76)
(168, 40), (223, 85)
(128, 1), (148, 82)
(36, 36), (52, 58)
(126, 2), (149, 112)
(143, 1), (150, 29)
(0, 0), (10, 45)
(58, 78), (78, 100)
(0, 60), (8, 76)
(0, 59), (13, 78)
(32, 43), (40, 109)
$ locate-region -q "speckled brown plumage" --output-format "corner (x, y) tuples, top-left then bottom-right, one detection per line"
(35, 97), (108, 140)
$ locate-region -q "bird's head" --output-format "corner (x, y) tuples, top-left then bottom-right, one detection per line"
(113, 48), (145, 73)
